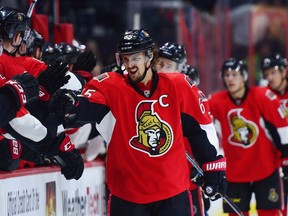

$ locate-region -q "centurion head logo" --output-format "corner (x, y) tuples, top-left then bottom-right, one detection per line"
(130, 100), (173, 157)
(227, 109), (258, 148)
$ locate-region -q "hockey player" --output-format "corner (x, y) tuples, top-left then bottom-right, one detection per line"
(49, 28), (227, 216)
(55, 41), (105, 162)
(0, 7), (84, 180)
(154, 41), (187, 73)
(154, 41), (211, 216)
(261, 53), (288, 216)
(208, 58), (288, 216)
(261, 53), (288, 114)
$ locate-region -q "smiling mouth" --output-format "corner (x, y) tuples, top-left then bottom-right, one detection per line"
(128, 68), (138, 75)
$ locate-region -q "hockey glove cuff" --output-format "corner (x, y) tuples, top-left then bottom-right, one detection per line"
(0, 73), (39, 109)
(50, 133), (84, 180)
(202, 155), (227, 201)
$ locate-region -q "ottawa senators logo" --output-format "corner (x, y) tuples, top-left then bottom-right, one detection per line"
(129, 101), (173, 157)
(268, 188), (279, 202)
(228, 109), (258, 148)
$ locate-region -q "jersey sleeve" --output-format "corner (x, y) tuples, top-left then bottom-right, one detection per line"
(257, 88), (288, 156)
(68, 77), (111, 126)
(0, 94), (18, 127)
(21, 57), (47, 77)
(82, 81), (109, 106)
(175, 74), (219, 163)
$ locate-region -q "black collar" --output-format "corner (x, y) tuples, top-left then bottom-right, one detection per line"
(3, 49), (16, 57)
(129, 70), (159, 98)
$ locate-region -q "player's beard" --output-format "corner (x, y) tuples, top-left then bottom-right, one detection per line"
(128, 67), (140, 82)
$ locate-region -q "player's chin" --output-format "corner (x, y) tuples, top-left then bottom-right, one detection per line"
(128, 73), (140, 82)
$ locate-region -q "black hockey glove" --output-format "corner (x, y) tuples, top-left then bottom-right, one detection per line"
(49, 89), (79, 125)
(55, 149), (84, 180)
(38, 60), (70, 96)
(72, 50), (97, 72)
(50, 133), (84, 180)
(0, 73), (39, 110)
(0, 138), (22, 171)
(201, 155), (227, 201)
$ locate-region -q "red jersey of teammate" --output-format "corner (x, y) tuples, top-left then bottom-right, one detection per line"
(0, 52), (47, 79)
(81, 72), (218, 203)
(209, 86), (288, 182)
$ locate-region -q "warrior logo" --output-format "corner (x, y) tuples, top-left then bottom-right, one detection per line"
(130, 101), (173, 157)
(228, 109), (258, 148)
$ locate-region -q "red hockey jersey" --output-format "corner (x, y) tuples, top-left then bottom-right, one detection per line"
(81, 72), (219, 203)
(208, 87), (288, 182)
(0, 52), (46, 79)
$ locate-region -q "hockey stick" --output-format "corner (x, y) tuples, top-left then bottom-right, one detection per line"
(27, 0), (38, 18)
(186, 151), (245, 216)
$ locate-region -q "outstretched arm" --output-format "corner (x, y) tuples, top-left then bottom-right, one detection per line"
(49, 89), (110, 128)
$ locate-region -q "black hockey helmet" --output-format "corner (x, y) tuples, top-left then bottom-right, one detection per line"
(182, 64), (200, 86)
(158, 42), (187, 65)
(222, 58), (248, 82)
(116, 29), (156, 68)
(41, 42), (63, 64)
(57, 42), (81, 64)
(261, 53), (287, 72)
(26, 29), (45, 54)
(0, 7), (30, 40)
(116, 29), (156, 55)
